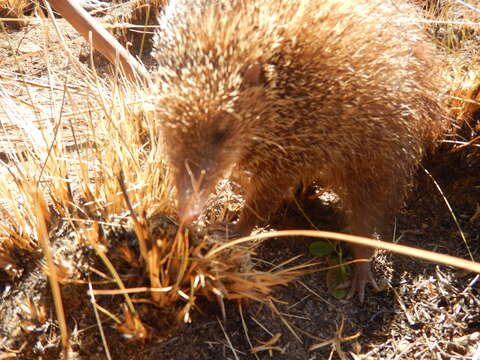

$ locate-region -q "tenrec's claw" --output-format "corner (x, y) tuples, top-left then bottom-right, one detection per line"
(346, 261), (380, 303)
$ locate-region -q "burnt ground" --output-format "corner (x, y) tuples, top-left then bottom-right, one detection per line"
(0, 7), (479, 360)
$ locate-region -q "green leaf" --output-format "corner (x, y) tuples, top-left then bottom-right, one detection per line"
(330, 285), (348, 299)
(326, 264), (350, 299)
(308, 241), (335, 256)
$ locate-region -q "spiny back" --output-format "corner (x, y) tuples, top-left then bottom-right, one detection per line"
(152, 0), (447, 222)
(152, 0), (445, 141)
(151, 0), (447, 300)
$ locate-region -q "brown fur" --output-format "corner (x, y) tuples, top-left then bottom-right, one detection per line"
(152, 0), (448, 299)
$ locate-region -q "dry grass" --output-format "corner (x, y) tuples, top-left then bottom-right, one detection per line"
(0, 68), (309, 346)
(107, 0), (168, 57)
(0, 6), (312, 355)
(0, 0), (32, 29)
(425, 0), (480, 148)
(447, 57), (480, 148)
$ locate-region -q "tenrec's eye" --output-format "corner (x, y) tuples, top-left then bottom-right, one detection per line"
(210, 111), (234, 144)
(212, 129), (227, 144)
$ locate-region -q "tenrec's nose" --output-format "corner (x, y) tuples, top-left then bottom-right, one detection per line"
(177, 165), (207, 225)
(177, 184), (205, 225)
(178, 201), (202, 224)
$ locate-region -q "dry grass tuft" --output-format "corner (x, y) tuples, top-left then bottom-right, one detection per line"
(108, 0), (168, 57)
(0, 0), (33, 29)
(447, 58), (480, 149)
(0, 8), (311, 347)
(427, 0), (480, 150)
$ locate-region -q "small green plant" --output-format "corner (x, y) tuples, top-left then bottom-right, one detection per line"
(309, 240), (349, 299)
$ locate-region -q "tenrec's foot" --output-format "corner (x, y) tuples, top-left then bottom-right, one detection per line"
(346, 261), (380, 303)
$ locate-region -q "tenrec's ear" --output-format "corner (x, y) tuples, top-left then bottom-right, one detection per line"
(242, 63), (265, 87)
